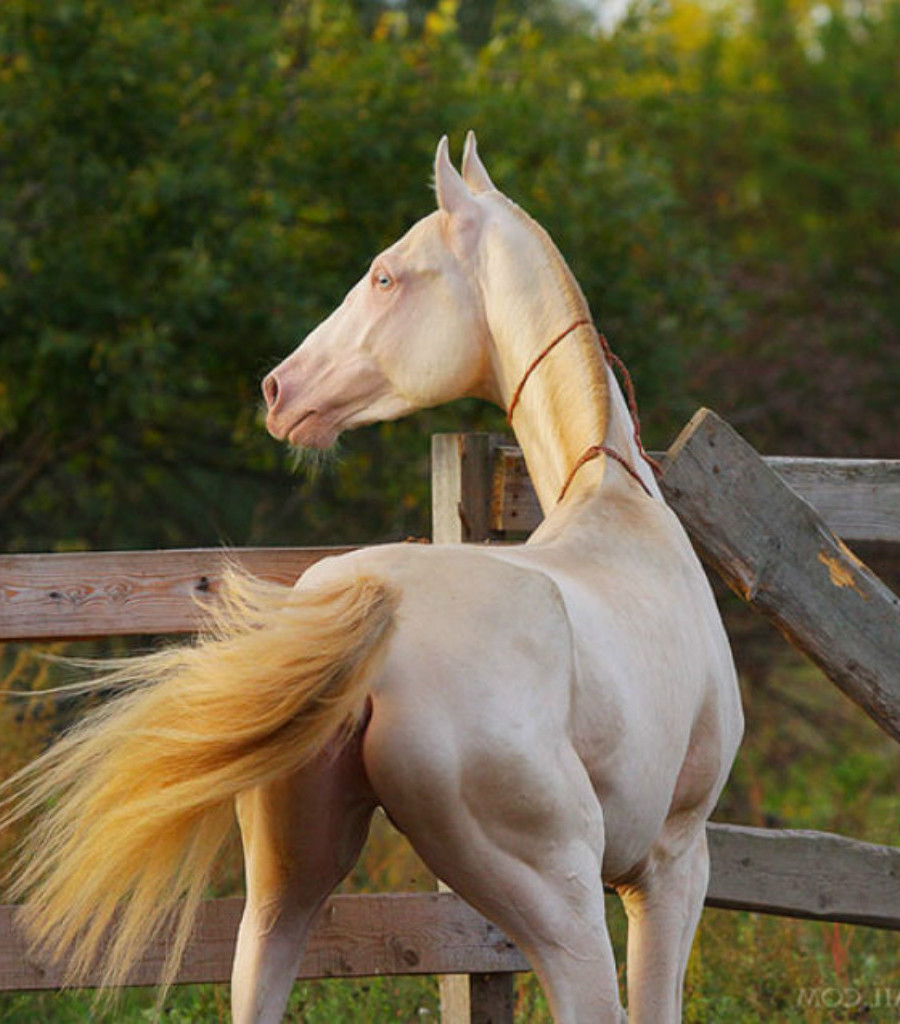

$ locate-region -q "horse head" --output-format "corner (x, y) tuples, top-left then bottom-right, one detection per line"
(263, 134), (501, 449)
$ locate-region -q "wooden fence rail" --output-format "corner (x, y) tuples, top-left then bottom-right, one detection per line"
(463, 438), (900, 544)
(2, 425), (900, 1017)
(1, 893), (528, 991)
(0, 547), (355, 641)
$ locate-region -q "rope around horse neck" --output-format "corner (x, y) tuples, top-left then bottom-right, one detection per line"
(506, 318), (662, 503)
(506, 318), (594, 424)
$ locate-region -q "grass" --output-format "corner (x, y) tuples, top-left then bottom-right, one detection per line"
(0, 977), (439, 1022)
(2, 613), (899, 1022)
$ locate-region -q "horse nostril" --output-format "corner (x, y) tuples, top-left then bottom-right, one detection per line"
(262, 373), (279, 409)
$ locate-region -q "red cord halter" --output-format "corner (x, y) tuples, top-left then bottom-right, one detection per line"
(506, 319), (661, 503)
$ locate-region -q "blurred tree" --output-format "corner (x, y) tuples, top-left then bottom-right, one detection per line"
(0, 0), (895, 557)
(622, 0), (900, 454)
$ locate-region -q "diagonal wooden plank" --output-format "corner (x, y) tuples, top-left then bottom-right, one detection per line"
(769, 457), (900, 544)
(660, 409), (900, 742)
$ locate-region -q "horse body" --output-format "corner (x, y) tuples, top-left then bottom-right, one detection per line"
(318, 472), (731, 855)
(235, 481), (737, 1021)
(3, 135), (742, 1023)
(247, 136), (742, 1021)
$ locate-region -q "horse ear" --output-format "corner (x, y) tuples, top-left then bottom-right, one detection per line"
(462, 131), (495, 193)
(434, 136), (475, 217)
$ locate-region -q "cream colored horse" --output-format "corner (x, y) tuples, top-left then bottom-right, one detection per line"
(2, 136), (743, 1023)
(254, 134), (744, 1021)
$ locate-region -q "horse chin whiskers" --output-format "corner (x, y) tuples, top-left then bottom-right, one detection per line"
(287, 439), (343, 478)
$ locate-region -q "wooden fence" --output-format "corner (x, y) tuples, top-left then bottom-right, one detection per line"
(2, 417), (899, 1021)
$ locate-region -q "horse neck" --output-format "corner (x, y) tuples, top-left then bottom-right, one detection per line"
(482, 202), (659, 513)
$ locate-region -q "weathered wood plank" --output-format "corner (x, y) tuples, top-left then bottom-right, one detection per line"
(706, 823), (900, 929)
(3, 448), (896, 641)
(0, 892), (529, 991)
(0, 547), (354, 641)
(770, 457), (900, 544)
(3, 824), (898, 992)
(431, 434), (496, 544)
(440, 977), (472, 1023)
(469, 972), (516, 1024)
(661, 409), (900, 742)
(491, 445), (542, 535)
(489, 443), (900, 544)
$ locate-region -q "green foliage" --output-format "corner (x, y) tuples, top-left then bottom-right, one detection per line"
(3, 0), (897, 553)
(643, 0), (900, 453)
(7, 0), (895, 552)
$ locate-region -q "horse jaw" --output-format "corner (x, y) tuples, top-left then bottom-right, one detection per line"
(264, 299), (411, 450)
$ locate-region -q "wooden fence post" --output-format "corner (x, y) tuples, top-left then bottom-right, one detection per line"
(431, 433), (496, 545)
(431, 433), (516, 1024)
(469, 971), (517, 1023)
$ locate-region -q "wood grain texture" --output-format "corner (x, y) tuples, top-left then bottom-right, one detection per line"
(469, 972), (516, 1024)
(0, 892), (528, 991)
(706, 823), (900, 929)
(770, 457), (900, 543)
(431, 433), (496, 544)
(5, 442), (897, 641)
(3, 824), (898, 992)
(660, 409), (900, 742)
(0, 547), (355, 640)
(491, 445), (542, 536)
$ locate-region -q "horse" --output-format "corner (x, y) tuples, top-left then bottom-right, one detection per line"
(1, 134), (743, 1023)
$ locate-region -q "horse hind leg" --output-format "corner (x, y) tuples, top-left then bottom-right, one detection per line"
(364, 709), (626, 1023)
(616, 824), (710, 1024)
(231, 738), (376, 1024)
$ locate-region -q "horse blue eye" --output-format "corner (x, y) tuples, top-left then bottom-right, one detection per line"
(375, 271), (393, 289)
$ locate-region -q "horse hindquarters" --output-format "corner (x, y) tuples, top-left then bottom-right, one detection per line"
(363, 691), (625, 1024)
(356, 560), (628, 1023)
(232, 737), (377, 1024)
